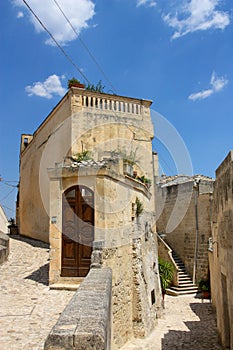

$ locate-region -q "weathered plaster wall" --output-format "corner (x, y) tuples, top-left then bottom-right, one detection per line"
(156, 179), (213, 282)
(19, 95), (72, 242)
(209, 151), (233, 349)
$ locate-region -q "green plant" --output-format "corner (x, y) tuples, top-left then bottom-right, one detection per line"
(67, 77), (81, 88)
(86, 80), (105, 93)
(137, 175), (151, 186)
(72, 150), (92, 162)
(198, 279), (210, 292)
(135, 197), (143, 216)
(158, 257), (174, 294)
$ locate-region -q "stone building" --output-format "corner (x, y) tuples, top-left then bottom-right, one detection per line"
(209, 151), (233, 349)
(156, 174), (214, 284)
(18, 85), (162, 348)
(0, 205), (8, 234)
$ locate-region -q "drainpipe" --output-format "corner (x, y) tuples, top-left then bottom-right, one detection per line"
(193, 179), (200, 284)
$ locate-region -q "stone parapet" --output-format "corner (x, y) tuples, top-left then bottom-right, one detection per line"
(0, 232), (9, 265)
(44, 268), (112, 350)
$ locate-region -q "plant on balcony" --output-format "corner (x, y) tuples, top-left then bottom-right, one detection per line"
(136, 175), (152, 188)
(85, 80), (105, 93)
(68, 77), (85, 89)
(72, 150), (92, 162)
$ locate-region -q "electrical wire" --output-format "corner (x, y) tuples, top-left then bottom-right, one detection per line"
(52, 0), (117, 93)
(1, 204), (15, 213)
(22, 0), (92, 85)
(0, 188), (16, 202)
(2, 182), (18, 188)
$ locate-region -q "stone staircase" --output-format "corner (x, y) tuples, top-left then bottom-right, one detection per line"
(166, 252), (198, 296)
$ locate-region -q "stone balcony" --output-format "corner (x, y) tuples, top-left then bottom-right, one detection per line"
(70, 86), (152, 119)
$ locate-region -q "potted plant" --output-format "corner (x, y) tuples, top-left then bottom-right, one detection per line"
(136, 175), (152, 188)
(158, 257), (174, 307)
(68, 77), (85, 89)
(198, 279), (211, 299)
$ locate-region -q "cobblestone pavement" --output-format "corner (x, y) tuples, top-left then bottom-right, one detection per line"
(0, 235), (75, 350)
(121, 295), (223, 350)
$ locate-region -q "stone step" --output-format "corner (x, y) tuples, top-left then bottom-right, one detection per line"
(178, 271), (190, 277)
(50, 283), (80, 291)
(167, 288), (198, 296)
(171, 286), (198, 292)
(170, 251), (198, 295)
(177, 282), (197, 288)
(179, 276), (191, 281)
(49, 277), (84, 291)
(179, 281), (194, 286)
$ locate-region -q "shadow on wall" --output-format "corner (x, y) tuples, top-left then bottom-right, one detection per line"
(162, 303), (223, 350)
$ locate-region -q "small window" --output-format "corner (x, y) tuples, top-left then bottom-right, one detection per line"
(151, 289), (155, 305)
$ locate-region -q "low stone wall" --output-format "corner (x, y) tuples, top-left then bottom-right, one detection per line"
(44, 268), (112, 350)
(0, 232), (9, 265)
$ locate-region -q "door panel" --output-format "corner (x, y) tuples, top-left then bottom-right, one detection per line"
(61, 186), (94, 277)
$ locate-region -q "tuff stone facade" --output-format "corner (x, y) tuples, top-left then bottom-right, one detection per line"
(19, 86), (162, 349)
(156, 175), (214, 283)
(0, 205), (8, 234)
(209, 151), (233, 349)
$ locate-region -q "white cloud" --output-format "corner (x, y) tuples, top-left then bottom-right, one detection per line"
(25, 74), (66, 99)
(17, 11), (24, 18)
(189, 72), (228, 101)
(189, 89), (213, 101)
(13, 0), (95, 45)
(163, 0), (230, 40)
(137, 0), (156, 8)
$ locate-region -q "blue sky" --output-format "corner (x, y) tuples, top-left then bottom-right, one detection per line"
(1, 0), (233, 218)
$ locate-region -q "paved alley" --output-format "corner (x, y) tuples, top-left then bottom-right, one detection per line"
(0, 235), (75, 350)
(0, 235), (223, 350)
(121, 294), (222, 350)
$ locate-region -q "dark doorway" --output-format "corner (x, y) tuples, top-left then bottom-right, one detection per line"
(61, 185), (94, 277)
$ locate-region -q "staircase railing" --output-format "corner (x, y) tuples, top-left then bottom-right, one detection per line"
(157, 233), (179, 286)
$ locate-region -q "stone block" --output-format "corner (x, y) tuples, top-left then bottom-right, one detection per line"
(44, 268), (112, 350)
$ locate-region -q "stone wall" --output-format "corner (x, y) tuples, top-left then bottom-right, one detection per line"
(44, 268), (112, 350)
(0, 232), (9, 265)
(209, 151), (233, 349)
(94, 212), (162, 349)
(0, 206), (8, 234)
(156, 177), (213, 283)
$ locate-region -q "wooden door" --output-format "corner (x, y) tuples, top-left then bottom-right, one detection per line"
(61, 186), (94, 277)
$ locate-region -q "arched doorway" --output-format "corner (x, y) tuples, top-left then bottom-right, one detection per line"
(61, 185), (94, 277)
